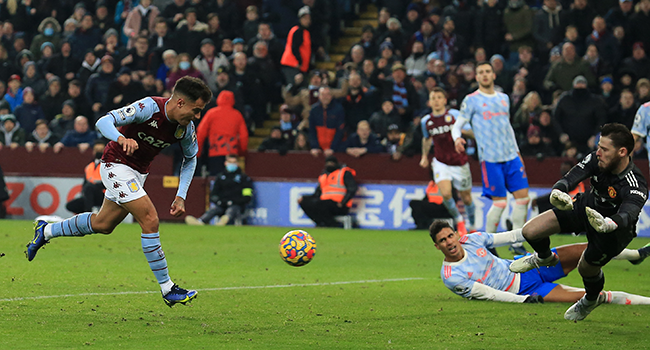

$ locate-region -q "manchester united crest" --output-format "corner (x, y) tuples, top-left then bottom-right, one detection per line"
(608, 186), (617, 198)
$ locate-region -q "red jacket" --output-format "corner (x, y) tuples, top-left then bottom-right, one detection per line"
(197, 90), (249, 158)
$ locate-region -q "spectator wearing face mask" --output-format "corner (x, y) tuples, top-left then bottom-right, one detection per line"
(30, 17), (62, 61)
(185, 154), (254, 226)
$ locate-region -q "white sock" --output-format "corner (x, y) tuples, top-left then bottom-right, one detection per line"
(486, 200), (507, 233)
(511, 197), (530, 229)
(161, 279), (175, 295)
(605, 291), (650, 305)
(44, 224), (53, 240)
(612, 248), (641, 261)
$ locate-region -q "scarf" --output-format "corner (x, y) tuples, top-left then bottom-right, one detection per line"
(584, 54), (599, 66)
(31, 129), (52, 143)
(436, 33), (456, 65)
(82, 58), (101, 71)
(542, 4), (562, 29)
(590, 29), (605, 42)
(1, 121), (19, 144)
(392, 82), (408, 108)
(136, 4), (151, 17)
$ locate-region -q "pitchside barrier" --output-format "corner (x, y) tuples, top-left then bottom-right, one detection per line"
(2, 149), (650, 236)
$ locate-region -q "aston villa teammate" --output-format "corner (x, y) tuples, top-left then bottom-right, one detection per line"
(420, 87), (476, 235)
(26, 77), (212, 307)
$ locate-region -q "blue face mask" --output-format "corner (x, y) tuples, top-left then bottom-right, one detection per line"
(179, 61), (191, 70)
(280, 120), (292, 130)
(226, 163), (238, 172)
(44, 27), (54, 36)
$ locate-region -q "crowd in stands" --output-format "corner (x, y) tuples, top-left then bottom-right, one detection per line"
(0, 0), (649, 169)
(259, 0), (650, 163)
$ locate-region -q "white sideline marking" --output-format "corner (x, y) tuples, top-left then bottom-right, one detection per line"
(0, 278), (425, 302)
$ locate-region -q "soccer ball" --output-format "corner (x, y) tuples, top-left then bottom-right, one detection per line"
(279, 230), (317, 267)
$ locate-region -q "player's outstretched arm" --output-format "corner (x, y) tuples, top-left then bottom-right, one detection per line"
(420, 137), (432, 168)
(176, 121), (199, 208)
(490, 229), (526, 247)
(453, 138), (466, 154)
(96, 116), (140, 156)
(467, 283), (531, 303)
(450, 115), (468, 154)
(175, 155), (197, 201)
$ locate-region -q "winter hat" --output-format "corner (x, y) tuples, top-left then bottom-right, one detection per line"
(572, 75), (587, 87)
(40, 42), (54, 53)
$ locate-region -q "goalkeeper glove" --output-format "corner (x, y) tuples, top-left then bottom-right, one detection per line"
(585, 206), (618, 233)
(550, 189), (574, 211)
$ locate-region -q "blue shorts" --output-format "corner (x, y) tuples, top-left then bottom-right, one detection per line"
(517, 248), (566, 297)
(480, 157), (529, 199)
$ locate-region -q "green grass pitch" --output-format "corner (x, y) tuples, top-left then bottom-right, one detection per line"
(2, 220), (650, 349)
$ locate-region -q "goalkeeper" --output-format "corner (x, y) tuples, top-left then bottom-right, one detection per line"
(509, 123), (649, 321)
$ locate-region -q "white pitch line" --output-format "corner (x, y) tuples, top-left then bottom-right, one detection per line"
(0, 277), (425, 302)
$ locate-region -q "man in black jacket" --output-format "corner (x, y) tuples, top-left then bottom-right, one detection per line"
(185, 154), (253, 226)
(553, 75), (606, 156)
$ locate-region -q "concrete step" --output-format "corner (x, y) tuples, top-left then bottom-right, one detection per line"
(338, 36), (359, 47)
(359, 11), (378, 19)
(367, 4), (377, 12)
(353, 19), (378, 27)
(264, 120), (278, 128)
(343, 27), (362, 36)
(255, 127), (271, 137)
(316, 62), (336, 70)
(270, 111), (280, 120)
(331, 45), (350, 54)
(248, 137), (264, 150)
(330, 54), (345, 63)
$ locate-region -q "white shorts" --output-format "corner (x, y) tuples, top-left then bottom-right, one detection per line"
(100, 162), (149, 204)
(432, 158), (472, 191)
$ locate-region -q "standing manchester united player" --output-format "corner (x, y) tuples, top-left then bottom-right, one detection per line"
(26, 76), (212, 307)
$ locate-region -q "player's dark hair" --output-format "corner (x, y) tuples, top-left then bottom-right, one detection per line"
(475, 61), (493, 72)
(430, 87), (448, 99)
(601, 123), (634, 155)
(226, 154), (238, 159)
(172, 76), (213, 104)
(429, 220), (454, 243)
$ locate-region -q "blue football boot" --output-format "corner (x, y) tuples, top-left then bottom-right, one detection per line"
(162, 284), (198, 307)
(26, 220), (49, 261)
